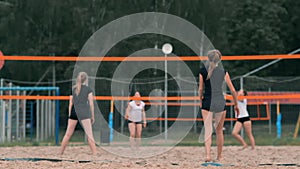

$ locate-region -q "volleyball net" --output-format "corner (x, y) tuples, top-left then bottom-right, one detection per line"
(0, 54), (300, 147)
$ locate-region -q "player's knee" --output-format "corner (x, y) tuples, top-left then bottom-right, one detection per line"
(215, 127), (223, 133)
(231, 131), (238, 136)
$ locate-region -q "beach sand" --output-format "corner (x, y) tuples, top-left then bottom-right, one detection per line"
(0, 146), (299, 168)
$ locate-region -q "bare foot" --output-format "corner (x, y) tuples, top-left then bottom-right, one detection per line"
(91, 151), (101, 158)
(205, 157), (212, 162)
(215, 156), (223, 162)
(59, 151), (64, 156)
(239, 145), (248, 150)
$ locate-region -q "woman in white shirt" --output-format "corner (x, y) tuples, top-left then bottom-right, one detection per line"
(232, 89), (255, 150)
(125, 91), (147, 149)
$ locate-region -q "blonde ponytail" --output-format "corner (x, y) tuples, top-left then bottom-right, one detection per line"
(206, 50), (221, 80)
(207, 62), (216, 80)
(75, 72), (88, 95)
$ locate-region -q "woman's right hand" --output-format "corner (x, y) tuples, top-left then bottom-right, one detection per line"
(125, 114), (129, 120)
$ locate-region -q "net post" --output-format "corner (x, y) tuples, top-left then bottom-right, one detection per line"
(55, 88), (60, 145)
(293, 112), (300, 138)
(0, 78), (4, 143)
(16, 90), (20, 140)
(46, 99), (49, 140)
(159, 103), (162, 134)
(268, 89), (272, 134)
(120, 89), (124, 134)
(7, 82), (12, 142)
(48, 99), (51, 139)
(36, 99), (40, 142)
(276, 101), (281, 138)
(29, 102), (34, 140)
(47, 99), (51, 139)
(41, 99), (44, 141)
(22, 91), (26, 140)
(109, 100), (114, 142)
(164, 54), (168, 141)
(51, 100), (54, 138)
(240, 77), (243, 90)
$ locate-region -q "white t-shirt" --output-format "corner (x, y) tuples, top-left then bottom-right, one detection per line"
(128, 101), (145, 122)
(236, 99), (249, 118)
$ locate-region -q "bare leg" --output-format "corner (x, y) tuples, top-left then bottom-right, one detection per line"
(81, 119), (97, 154)
(135, 124), (143, 148)
(232, 121), (248, 149)
(214, 111), (226, 161)
(128, 123), (136, 149)
(60, 119), (78, 155)
(202, 110), (213, 162)
(244, 121), (255, 150)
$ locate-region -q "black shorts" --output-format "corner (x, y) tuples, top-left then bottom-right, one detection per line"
(127, 120), (143, 124)
(69, 107), (90, 121)
(69, 107), (78, 120)
(237, 116), (251, 123)
(202, 96), (226, 113)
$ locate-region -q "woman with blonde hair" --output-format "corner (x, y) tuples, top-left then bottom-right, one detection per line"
(60, 72), (97, 155)
(199, 50), (239, 162)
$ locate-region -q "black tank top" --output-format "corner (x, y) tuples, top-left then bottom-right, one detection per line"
(72, 85), (93, 114)
(200, 66), (226, 99)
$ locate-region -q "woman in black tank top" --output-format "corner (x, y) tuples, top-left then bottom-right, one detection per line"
(60, 72), (97, 155)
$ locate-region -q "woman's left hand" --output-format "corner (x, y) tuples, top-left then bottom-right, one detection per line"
(143, 122), (147, 128)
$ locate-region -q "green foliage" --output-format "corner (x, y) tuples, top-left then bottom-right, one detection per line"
(1, 0), (299, 79)
(225, 0), (288, 55)
(220, 0), (300, 77)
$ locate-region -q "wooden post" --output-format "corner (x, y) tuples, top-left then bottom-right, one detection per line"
(293, 112), (300, 138)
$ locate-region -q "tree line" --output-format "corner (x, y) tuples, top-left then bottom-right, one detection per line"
(0, 0), (299, 90)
